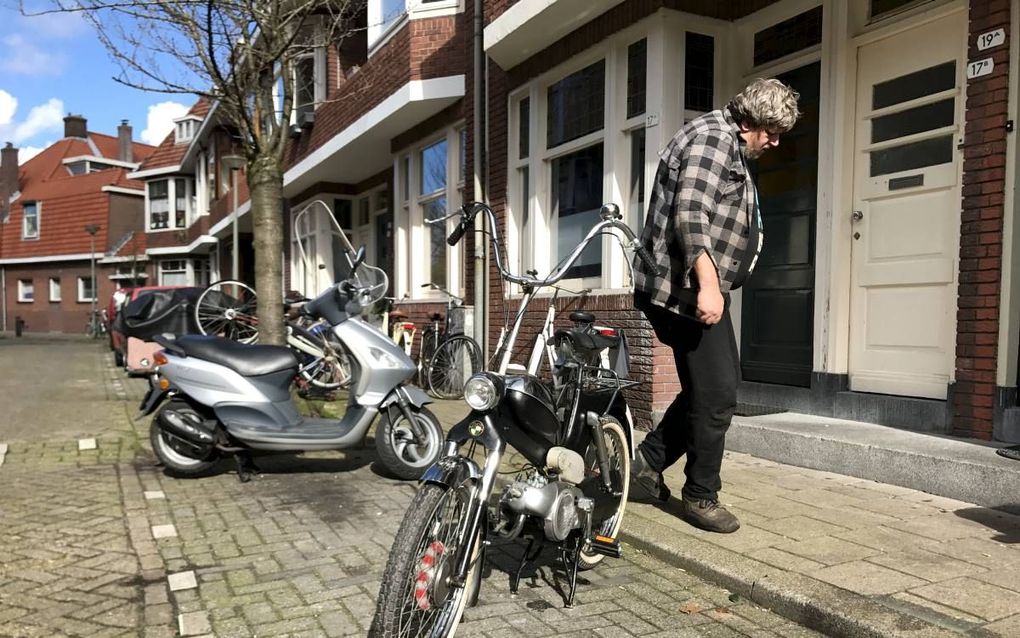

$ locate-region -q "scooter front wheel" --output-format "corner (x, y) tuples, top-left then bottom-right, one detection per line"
(375, 407), (444, 480)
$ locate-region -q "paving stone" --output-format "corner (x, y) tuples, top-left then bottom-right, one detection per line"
(178, 611), (211, 636)
(78, 438), (97, 451)
(909, 577), (1020, 621)
(144, 491), (166, 500)
(168, 571), (198, 592)
(810, 560), (926, 595)
(151, 524), (177, 539)
(774, 535), (879, 566)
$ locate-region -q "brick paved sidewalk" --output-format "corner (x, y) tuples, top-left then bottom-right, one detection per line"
(624, 445), (1020, 637)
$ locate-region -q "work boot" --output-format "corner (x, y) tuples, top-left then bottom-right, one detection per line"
(680, 497), (740, 533)
(629, 449), (671, 503)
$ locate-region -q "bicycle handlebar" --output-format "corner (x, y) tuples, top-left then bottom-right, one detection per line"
(441, 201), (661, 287)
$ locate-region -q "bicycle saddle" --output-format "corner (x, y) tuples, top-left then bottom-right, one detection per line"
(569, 311), (595, 324)
(389, 310), (409, 321)
(172, 335), (298, 376)
(430, 313), (444, 322)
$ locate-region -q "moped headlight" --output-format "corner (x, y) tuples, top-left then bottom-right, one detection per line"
(464, 374), (500, 411)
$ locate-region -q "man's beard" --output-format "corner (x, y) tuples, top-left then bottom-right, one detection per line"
(741, 145), (764, 160)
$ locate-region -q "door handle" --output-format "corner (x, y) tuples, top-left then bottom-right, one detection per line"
(851, 210), (863, 222)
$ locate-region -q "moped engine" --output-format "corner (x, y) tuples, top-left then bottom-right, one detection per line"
(501, 471), (584, 541)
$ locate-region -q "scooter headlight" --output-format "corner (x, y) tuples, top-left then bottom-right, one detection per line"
(464, 373), (502, 412)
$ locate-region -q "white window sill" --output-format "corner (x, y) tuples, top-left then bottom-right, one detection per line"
(21, 235), (39, 241)
(409, 0), (461, 20)
(368, 14), (409, 57)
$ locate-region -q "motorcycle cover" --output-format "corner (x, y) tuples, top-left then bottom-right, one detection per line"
(113, 287), (204, 341)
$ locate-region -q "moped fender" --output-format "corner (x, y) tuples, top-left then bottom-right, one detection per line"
(420, 455), (482, 488)
(137, 385), (170, 418)
(379, 384), (433, 410)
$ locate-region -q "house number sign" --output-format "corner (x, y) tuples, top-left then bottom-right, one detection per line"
(977, 28), (1006, 51)
(967, 58), (994, 80)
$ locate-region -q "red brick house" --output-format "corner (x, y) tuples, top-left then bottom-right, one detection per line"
(267, 0), (1020, 442)
(0, 115), (154, 333)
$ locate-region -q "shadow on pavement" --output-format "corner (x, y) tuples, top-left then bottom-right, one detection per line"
(954, 506), (1020, 544)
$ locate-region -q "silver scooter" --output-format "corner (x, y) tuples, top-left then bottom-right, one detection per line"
(138, 248), (444, 481)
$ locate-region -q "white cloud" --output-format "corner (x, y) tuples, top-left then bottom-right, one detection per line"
(1, 34), (66, 76)
(0, 90), (15, 127)
(141, 101), (190, 145)
(0, 94), (64, 148)
(12, 98), (63, 143)
(19, 144), (48, 162)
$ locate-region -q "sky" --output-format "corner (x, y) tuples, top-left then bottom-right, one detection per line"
(0, 2), (193, 162)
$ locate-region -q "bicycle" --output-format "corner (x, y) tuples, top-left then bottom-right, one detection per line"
(85, 308), (107, 339)
(194, 279), (353, 391)
(416, 282), (482, 399)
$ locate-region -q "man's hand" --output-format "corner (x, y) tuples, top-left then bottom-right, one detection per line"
(693, 251), (723, 325)
(696, 287), (724, 325)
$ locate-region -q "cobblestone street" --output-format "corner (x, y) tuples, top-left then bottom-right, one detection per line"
(0, 337), (819, 637)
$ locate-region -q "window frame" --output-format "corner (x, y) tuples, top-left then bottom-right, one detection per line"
(394, 126), (465, 300)
(49, 277), (61, 302)
(17, 279), (33, 303)
(77, 276), (97, 304)
(21, 201), (39, 240)
(147, 178), (194, 231)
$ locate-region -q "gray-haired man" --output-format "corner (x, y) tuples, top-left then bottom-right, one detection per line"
(631, 78), (800, 533)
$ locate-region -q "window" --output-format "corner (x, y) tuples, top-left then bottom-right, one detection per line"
(175, 119), (197, 143)
(870, 0), (933, 20)
(67, 161), (87, 175)
(629, 128), (646, 233)
(626, 39), (647, 119)
(22, 201), (38, 239)
(753, 7), (823, 67)
(547, 60), (605, 149)
(420, 139), (448, 288)
(159, 260), (188, 286)
(685, 33), (715, 115)
(552, 144), (604, 280)
(77, 276), (96, 303)
(149, 180), (169, 230)
(395, 128), (465, 297)
(17, 279), (33, 303)
(369, 0), (406, 48)
(49, 278), (61, 302)
(148, 179), (193, 230)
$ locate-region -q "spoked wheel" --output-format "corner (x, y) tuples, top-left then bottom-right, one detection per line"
(427, 336), (482, 400)
(290, 322), (354, 390)
(195, 280), (259, 343)
(578, 416), (630, 570)
(371, 482), (483, 638)
(375, 407), (444, 480)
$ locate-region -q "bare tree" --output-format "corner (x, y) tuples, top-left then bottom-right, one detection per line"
(24, 0), (365, 344)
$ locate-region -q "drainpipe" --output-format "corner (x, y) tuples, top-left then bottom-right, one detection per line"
(1, 265), (6, 332)
(472, 0), (487, 360)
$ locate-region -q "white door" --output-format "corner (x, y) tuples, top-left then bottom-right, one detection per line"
(848, 12), (965, 400)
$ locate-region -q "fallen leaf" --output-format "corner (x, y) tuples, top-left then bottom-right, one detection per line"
(712, 607), (731, 615)
(679, 601), (703, 615)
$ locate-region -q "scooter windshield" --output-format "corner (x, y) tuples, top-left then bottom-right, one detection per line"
(291, 200), (389, 309)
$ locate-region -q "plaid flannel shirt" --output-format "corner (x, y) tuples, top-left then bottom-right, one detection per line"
(634, 108), (758, 319)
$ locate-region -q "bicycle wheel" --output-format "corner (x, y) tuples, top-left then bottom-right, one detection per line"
(292, 322), (354, 389)
(195, 280), (259, 343)
(427, 335), (482, 399)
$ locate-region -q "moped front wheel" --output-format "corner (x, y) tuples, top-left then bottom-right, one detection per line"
(375, 407), (443, 480)
(578, 417), (630, 570)
(371, 482), (483, 638)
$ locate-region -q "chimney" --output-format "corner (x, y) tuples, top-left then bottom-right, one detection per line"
(117, 120), (133, 163)
(1, 142), (18, 216)
(63, 113), (87, 139)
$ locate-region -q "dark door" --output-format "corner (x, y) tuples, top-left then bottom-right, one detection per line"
(740, 61), (820, 387)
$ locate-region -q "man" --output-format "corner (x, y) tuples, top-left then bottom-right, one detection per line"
(631, 78), (800, 533)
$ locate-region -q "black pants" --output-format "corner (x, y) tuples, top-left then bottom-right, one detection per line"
(637, 298), (739, 501)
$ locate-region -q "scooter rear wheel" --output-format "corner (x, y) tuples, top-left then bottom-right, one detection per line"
(150, 401), (221, 477)
(375, 407), (444, 480)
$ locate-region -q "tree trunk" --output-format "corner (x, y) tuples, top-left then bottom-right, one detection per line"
(248, 156), (286, 345)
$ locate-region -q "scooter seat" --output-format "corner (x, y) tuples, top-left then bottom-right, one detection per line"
(173, 335), (298, 376)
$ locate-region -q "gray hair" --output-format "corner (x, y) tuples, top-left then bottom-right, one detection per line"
(727, 78), (801, 133)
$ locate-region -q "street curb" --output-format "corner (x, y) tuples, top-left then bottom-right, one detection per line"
(619, 509), (960, 638)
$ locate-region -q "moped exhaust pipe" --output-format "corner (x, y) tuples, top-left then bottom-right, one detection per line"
(158, 409), (216, 446)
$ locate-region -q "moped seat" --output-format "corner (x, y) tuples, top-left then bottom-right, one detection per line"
(173, 335), (298, 376)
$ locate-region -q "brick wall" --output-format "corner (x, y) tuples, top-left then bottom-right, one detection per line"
(4, 261), (121, 333)
(954, 0), (1011, 439)
(285, 15), (466, 170)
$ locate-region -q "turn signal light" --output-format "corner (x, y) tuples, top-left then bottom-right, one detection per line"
(158, 377), (171, 391)
(153, 352), (168, 366)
